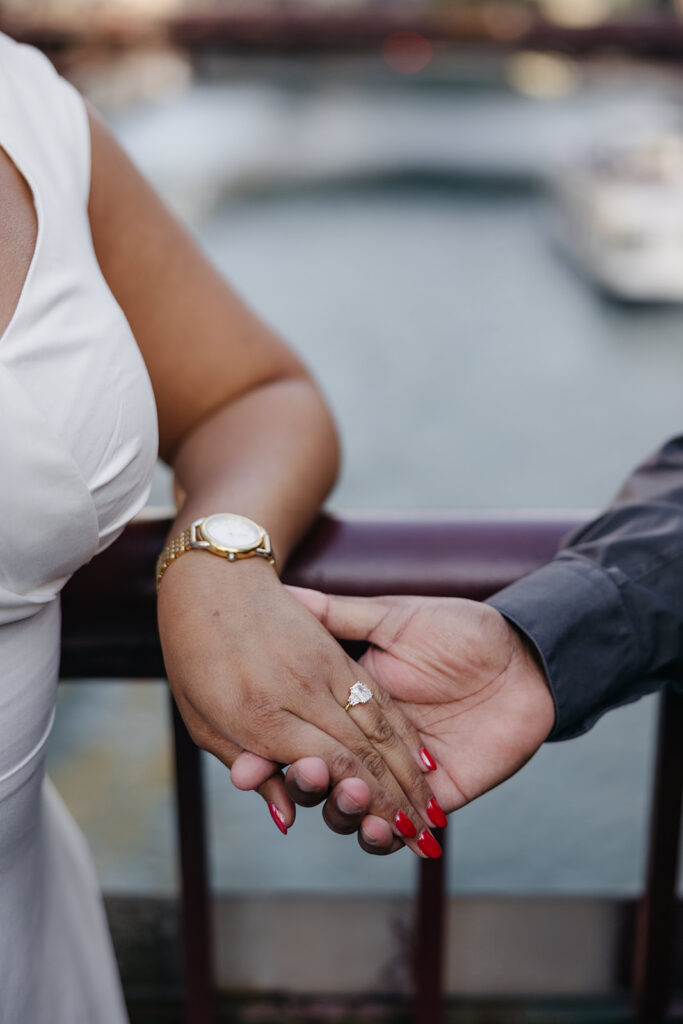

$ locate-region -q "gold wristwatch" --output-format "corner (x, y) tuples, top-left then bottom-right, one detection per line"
(155, 513), (276, 592)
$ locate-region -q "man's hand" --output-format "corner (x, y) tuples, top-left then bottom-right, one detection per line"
(260, 590), (556, 854)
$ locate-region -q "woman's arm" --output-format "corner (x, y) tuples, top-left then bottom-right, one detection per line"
(86, 108), (443, 855)
(87, 104), (338, 546)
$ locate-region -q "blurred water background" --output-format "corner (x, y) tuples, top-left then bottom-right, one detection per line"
(46, 52), (683, 897)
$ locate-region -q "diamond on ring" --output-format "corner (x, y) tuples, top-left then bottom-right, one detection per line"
(344, 681), (373, 711)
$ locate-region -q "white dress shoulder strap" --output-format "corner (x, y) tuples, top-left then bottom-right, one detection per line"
(0, 31), (90, 207)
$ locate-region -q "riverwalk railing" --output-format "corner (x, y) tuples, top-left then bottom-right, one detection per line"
(59, 510), (683, 1024)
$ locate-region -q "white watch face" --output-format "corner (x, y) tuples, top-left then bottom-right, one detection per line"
(200, 513), (263, 553)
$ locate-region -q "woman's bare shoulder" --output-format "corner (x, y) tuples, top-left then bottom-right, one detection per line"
(0, 149), (37, 339)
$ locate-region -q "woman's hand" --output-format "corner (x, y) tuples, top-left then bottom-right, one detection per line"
(157, 557), (447, 858)
(234, 589), (555, 855)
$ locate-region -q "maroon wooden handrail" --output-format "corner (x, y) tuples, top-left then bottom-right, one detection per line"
(59, 510), (683, 1023)
(59, 509), (582, 677)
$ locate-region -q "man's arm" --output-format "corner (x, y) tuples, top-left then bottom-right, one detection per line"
(270, 435), (683, 852)
(488, 435), (683, 739)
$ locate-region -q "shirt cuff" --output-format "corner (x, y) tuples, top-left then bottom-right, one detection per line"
(486, 554), (641, 741)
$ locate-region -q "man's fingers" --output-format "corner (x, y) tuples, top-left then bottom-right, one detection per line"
(194, 734), (296, 833)
(321, 777), (371, 834)
(254, 714), (439, 859)
(290, 765), (398, 850)
(286, 586), (391, 643)
(231, 750), (282, 791)
(285, 756), (331, 808)
(358, 815), (404, 856)
(172, 696), (296, 833)
(221, 752), (296, 835)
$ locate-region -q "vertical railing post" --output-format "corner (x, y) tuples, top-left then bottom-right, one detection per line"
(415, 827), (447, 1024)
(633, 688), (683, 1024)
(170, 694), (215, 1024)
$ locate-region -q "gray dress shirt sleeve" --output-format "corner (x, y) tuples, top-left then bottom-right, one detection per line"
(487, 435), (683, 741)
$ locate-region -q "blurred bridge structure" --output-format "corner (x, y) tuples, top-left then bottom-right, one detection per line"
(8, 2), (683, 63)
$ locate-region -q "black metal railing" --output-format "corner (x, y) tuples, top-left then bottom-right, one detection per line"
(60, 510), (683, 1024)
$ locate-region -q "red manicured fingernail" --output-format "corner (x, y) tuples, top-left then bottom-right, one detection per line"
(427, 797), (448, 829)
(268, 802), (287, 835)
(394, 810), (417, 839)
(418, 830), (442, 859)
(420, 747), (437, 771)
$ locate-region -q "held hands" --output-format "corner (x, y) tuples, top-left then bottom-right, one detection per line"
(157, 556), (445, 858)
(233, 590), (556, 854)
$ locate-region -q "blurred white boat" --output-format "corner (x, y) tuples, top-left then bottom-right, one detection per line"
(553, 134), (683, 301)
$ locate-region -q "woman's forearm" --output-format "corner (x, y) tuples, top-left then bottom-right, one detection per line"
(167, 375), (340, 563)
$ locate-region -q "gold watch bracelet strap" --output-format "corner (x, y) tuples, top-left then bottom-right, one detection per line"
(155, 527), (193, 593)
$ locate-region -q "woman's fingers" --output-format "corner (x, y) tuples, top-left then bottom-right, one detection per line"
(256, 774), (295, 835)
(284, 692), (441, 859)
(286, 588), (446, 851)
(325, 663), (447, 838)
(240, 708), (434, 856)
(287, 588), (448, 847)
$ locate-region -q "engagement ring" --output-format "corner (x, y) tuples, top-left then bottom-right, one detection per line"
(344, 681), (373, 711)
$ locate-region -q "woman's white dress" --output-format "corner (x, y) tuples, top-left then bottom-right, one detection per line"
(0, 33), (158, 1023)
